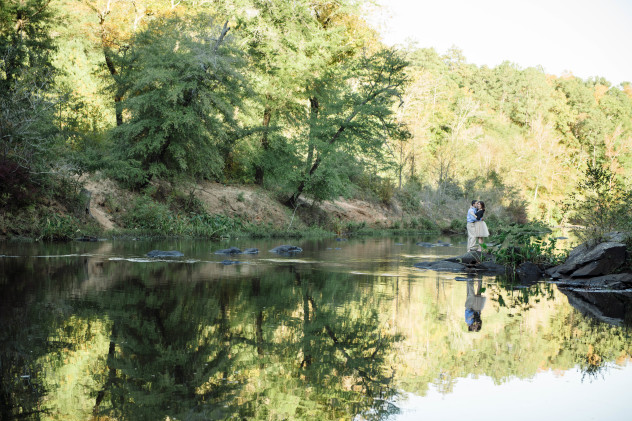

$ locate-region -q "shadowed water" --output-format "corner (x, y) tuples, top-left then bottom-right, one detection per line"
(1, 236), (632, 420)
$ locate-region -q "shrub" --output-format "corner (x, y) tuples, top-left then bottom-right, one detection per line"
(0, 159), (38, 208)
(561, 162), (632, 242)
(485, 222), (561, 268)
(124, 196), (171, 231)
(39, 214), (79, 241)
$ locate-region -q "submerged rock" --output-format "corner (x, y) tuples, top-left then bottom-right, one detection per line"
(242, 248), (259, 254)
(76, 235), (98, 242)
(269, 245), (303, 255)
(146, 250), (184, 258)
(215, 247), (243, 255)
(414, 261), (467, 272)
(221, 260), (243, 265)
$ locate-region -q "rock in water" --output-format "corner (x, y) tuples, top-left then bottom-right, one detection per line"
(242, 248), (259, 254)
(414, 261), (466, 272)
(516, 262), (544, 281)
(214, 247), (243, 255)
(146, 250), (184, 258)
(547, 242), (627, 279)
(269, 245), (303, 255)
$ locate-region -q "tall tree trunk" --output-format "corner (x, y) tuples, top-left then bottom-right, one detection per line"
(102, 48), (123, 126)
(254, 105), (272, 185)
(306, 97), (319, 172)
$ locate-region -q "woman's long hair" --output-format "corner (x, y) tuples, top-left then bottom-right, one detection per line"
(477, 201), (485, 211)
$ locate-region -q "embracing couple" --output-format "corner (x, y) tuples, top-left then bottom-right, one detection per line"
(466, 200), (489, 252)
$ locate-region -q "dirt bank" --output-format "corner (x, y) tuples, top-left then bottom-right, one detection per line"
(80, 175), (403, 232)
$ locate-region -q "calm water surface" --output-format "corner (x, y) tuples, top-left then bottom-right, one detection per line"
(1, 236), (632, 420)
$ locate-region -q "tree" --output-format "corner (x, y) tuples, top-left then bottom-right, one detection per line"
(0, 0), (63, 206)
(287, 48), (409, 207)
(108, 15), (249, 186)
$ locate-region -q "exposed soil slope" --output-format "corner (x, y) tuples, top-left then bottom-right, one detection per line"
(80, 176), (401, 231)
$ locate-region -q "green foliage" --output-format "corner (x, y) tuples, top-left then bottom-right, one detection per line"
(109, 15), (249, 186)
(122, 195), (242, 238)
(561, 162), (632, 241)
(0, 0), (65, 195)
(38, 214), (79, 241)
(486, 223), (563, 268)
(288, 48), (410, 205)
(444, 218), (465, 234)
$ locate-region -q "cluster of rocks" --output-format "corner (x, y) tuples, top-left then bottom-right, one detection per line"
(413, 251), (507, 275)
(547, 233), (631, 290)
(145, 245), (303, 263)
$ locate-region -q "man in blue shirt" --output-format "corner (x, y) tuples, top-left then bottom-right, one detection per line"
(466, 200), (478, 252)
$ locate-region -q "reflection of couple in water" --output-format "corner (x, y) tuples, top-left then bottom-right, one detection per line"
(465, 279), (486, 332)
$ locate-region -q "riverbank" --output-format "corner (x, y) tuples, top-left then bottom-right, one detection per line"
(0, 174), (526, 241)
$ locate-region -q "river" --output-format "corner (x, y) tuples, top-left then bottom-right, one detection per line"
(1, 235), (631, 420)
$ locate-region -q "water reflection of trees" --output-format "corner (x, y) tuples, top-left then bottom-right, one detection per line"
(394, 273), (632, 396)
(1, 257), (401, 420)
(3, 255), (632, 420)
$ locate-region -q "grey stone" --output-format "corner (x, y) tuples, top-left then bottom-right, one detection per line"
(242, 248), (259, 254)
(445, 251), (484, 265)
(413, 262), (434, 269)
(548, 242), (627, 278)
(476, 262), (508, 274)
(516, 262), (544, 281)
(606, 231), (629, 243)
(428, 261), (467, 272)
(416, 242), (435, 247)
(221, 260), (243, 265)
(146, 250), (184, 258)
(215, 247), (243, 255)
(269, 245), (303, 255)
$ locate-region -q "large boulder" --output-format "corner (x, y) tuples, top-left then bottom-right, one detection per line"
(547, 242), (627, 279)
(146, 250), (184, 258)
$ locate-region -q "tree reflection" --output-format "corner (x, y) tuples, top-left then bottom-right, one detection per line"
(3, 251), (632, 420)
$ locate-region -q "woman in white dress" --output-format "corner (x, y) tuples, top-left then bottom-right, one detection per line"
(474, 201), (489, 250)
